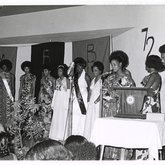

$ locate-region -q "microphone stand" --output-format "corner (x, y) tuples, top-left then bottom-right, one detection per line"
(63, 75), (74, 141)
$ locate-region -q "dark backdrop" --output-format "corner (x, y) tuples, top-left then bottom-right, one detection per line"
(31, 42), (64, 101)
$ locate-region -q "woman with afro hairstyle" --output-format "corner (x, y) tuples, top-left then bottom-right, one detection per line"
(135, 55), (164, 160)
(101, 50), (135, 160)
(102, 50), (135, 117)
(141, 55), (164, 114)
(18, 61), (36, 101)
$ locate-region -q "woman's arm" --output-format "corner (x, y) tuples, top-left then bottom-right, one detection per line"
(38, 79), (43, 103)
(144, 73), (161, 91)
(125, 69), (136, 87)
(32, 76), (36, 98)
(52, 77), (56, 91)
(18, 76), (23, 100)
(11, 73), (15, 99)
(66, 78), (70, 89)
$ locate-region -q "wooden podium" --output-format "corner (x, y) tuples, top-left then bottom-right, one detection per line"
(101, 87), (148, 119)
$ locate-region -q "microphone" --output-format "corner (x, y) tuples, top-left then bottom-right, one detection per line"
(67, 62), (75, 76)
(101, 70), (113, 80)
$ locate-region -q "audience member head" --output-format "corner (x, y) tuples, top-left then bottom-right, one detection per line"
(74, 57), (86, 74)
(21, 61), (32, 74)
(91, 61), (104, 76)
(0, 59), (12, 72)
(159, 44), (165, 65)
(64, 135), (98, 160)
(145, 55), (165, 73)
(57, 64), (68, 78)
(0, 132), (10, 158)
(25, 139), (73, 160)
(109, 51), (129, 72)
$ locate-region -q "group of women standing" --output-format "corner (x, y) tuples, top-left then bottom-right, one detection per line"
(0, 49), (164, 160)
(48, 51), (164, 160)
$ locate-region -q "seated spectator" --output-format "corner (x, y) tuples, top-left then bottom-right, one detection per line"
(25, 139), (73, 160)
(0, 132), (17, 160)
(64, 135), (98, 160)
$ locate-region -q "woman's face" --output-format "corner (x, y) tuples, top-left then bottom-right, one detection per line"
(24, 67), (30, 74)
(2, 65), (8, 72)
(58, 68), (64, 77)
(93, 66), (101, 77)
(75, 64), (83, 74)
(145, 66), (153, 73)
(161, 53), (165, 66)
(43, 68), (49, 76)
(110, 59), (122, 73)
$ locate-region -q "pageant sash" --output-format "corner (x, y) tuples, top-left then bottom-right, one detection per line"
(74, 74), (86, 115)
(0, 72), (14, 102)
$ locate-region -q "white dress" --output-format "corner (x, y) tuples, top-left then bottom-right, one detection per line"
(49, 77), (69, 141)
(72, 70), (88, 136)
(160, 71), (165, 114)
(84, 78), (101, 140)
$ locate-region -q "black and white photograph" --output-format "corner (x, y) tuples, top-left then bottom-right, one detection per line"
(0, 1), (165, 162)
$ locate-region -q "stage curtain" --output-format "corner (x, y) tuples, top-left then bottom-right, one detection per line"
(72, 36), (110, 79)
(31, 42), (65, 101)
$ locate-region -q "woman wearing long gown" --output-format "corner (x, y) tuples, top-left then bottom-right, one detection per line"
(49, 64), (70, 141)
(0, 59), (15, 126)
(84, 61), (104, 140)
(72, 57), (91, 136)
(136, 55), (164, 160)
(102, 51), (135, 117)
(102, 51), (135, 160)
(38, 65), (56, 138)
(19, 61), (36, 101)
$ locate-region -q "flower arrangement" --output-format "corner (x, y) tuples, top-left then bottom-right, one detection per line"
(6, 97), (45, 160)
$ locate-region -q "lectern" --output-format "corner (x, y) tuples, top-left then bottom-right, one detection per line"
(100, 87), (148, 119)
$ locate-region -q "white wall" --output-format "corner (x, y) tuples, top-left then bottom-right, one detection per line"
(113, 5), (165, 86)
(64, 42), (72, 66)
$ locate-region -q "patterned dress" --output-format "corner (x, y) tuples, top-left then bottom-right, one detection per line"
(141, 72), (161, 114)
(102, 73), (135, 160)
(38, 75), (55, 138)
(0, 71), (15, 126)
(102, 73), (134, 117)
(136, 72), (162, 160)
(19, 73), (36, 101)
